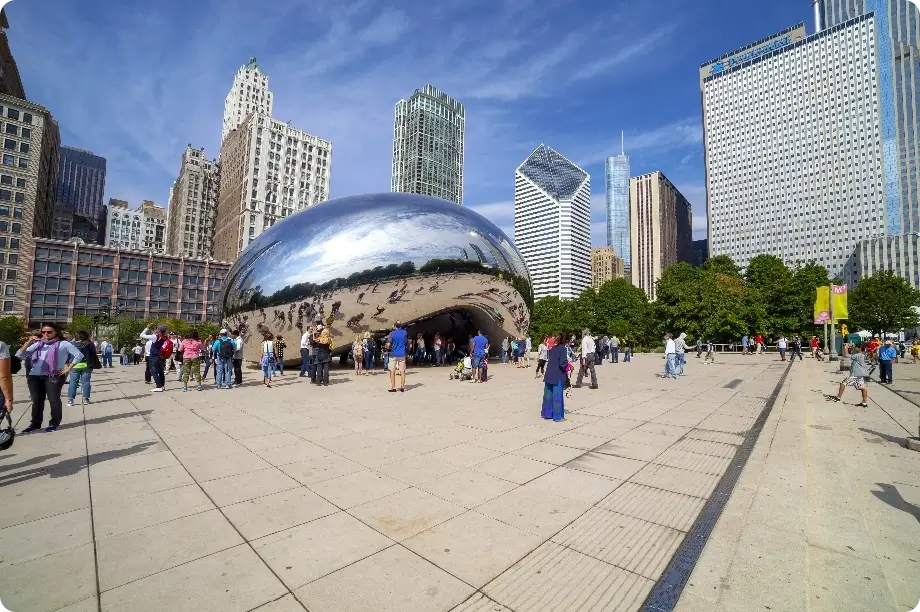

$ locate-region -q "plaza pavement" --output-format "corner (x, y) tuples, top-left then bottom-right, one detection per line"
(0, 352), (916, 612)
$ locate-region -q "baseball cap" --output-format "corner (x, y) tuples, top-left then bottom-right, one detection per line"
(156, 325), (167, 333)
(316, 324), (324, 331)
(220, 328), (228, 335)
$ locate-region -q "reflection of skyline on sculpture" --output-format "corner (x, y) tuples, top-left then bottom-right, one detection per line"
(219, 193), (533, 357)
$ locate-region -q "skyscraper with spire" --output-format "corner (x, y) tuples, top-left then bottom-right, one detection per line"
(605, 132), (630, 278)
(222, 57), (274, 143)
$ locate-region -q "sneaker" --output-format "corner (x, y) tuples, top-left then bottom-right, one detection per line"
(45, 425), (58, 432)
(181, 387), (188, 392)
(399, 387), (405, 392)
(856, 402), (868, 407)
(83, 398), (90, 405)
(152, 387), (164, 393)
(388, 389), (396, 393)
(22, 424), (41, 434)
(66, 400), (74, 407)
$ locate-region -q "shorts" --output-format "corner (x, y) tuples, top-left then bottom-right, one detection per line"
(388, 357), (406, 372)
(842, 375), (866, 390)
(471, 355), (484, 368)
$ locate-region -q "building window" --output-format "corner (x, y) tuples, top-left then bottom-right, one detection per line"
(22, 113), (31, 124)
(0, 190), (9, 201)
(1, 155), (11, 167)
(6, 108), (18, 120)
(6, 270), (15, 281)
(13, 208), (22, 219)
(11, 223), (20, 234)
(4, 124), (15, 135)
(10, 238), (19, 249)
(18, 158), (26, 169)
(3, 140), (14, 151)
(13, 193), (22, 203)
(3, 301), (11, 313)
(20, 128), (30, 139)
(7, 254), (15, 265)
(15, 178), (23, 188)
(4, 286), (13, 297)
(18, 143), (27, 154)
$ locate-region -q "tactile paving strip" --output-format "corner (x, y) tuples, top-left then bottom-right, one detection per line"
(640, 363), (791, 612)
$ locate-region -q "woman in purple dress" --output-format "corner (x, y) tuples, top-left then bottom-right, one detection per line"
(541, 333), (569, 422)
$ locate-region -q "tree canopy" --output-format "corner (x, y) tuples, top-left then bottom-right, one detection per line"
(529, 256), (845, 346)
(848, 270), (920, 334)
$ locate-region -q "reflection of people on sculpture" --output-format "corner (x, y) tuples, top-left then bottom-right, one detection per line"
(331, 301), (342, 315)
(373, 306), (386, 318)
(357, 292), (365, 303)
(346, 313), (364, 327)
(414, 287), (424, 295)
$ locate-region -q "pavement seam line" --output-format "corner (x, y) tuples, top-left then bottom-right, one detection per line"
(639, 362), (792, 612)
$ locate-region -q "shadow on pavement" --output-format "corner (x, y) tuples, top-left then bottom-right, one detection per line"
(859, 428), (908, 446)
(58, 410), (153, 431)
(0, 441), (160, 487)
(871, 483), (920, 524)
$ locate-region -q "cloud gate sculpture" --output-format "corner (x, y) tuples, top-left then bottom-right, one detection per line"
(220, 193), (533, 361)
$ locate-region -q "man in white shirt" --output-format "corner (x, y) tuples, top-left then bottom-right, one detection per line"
(664, 333), (677, 379)
(299, 327), (313, 378)
(142, 336), (154, 383)
(521, 336), (532, 368)
(575, 329), (598, 389)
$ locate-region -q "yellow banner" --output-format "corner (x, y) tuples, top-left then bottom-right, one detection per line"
(814, 286), (830, 324)
(831, 284), (848, 321)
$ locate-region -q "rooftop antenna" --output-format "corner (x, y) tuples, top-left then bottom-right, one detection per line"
(621, 130), (625, 156)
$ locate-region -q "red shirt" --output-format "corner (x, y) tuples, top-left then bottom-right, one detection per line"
(810, 338), (819, 348)
(756, 335), (764, 344)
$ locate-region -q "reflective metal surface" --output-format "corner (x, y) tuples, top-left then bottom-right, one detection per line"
(220, 193), (533, 360)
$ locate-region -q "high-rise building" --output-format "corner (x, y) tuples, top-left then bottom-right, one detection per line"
(104, 199), (168, 254)
(514, 144), (591, 300)
(703, 15), (885, 283)
(55, 146), (106, 243)
(215, 112), (331, 261)
(391, 85), (465, 205)
(166, 145), (219, 258)
(141, 200), (167, 254)
(0, 94), (59, 316)
(605, 133), (631, 278)
(818, 1), (918, 237)
(0, 9), (25, 100)
(591, 246), (624, 290)
(692, 239), (709, 267)
(222, 58), (273, 143)
(630, 171), (693, 300)
(105, 199), (142, 250)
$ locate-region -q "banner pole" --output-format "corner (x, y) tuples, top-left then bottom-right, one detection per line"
(829, 284), (838, 362)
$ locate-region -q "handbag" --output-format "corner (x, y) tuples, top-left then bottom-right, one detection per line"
(0, 411), (15, 451)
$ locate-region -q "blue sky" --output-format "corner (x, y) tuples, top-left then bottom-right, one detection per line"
(10, 0), (812, 244)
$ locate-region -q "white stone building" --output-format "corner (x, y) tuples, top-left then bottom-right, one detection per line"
(514, 144), (591, 301)
(166, 145), (219, 258)
(222, 57), (273, 143)
(215, 113), (331, 261)
(703, 15), (886, 283)
(105, 199), (167, 254)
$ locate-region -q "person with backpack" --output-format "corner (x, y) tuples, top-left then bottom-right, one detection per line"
(67, 330), (101, 407)
(261, 333), (277, 387)
(17, 323), (84, 432)
(231, 330), (244, 387)
(213, 330), (236, 389)
(139, 324), (172, 392)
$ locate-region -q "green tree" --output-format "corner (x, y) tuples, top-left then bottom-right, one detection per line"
(745, 254), (795, 337)
(529, 296), (572, 340)
(788, 262), (833, 335)
(703, 255), (741, 276)
(849, 270), (920, 334)
(570, 289), (599, 336)
(0, 316), (25, 347)
(68, 314), (95, 337)
(655, 263), (763, 343)
(595, 279), (653, 344)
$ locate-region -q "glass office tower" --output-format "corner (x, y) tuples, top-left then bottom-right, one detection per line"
(605, 142), (630, 277)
